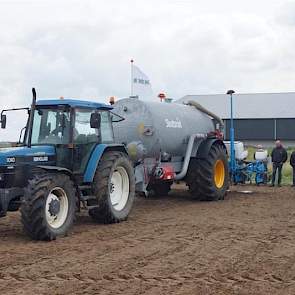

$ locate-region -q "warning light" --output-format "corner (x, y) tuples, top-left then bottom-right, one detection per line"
(162, 165), (175, 180)
(109, 96), (115, 105)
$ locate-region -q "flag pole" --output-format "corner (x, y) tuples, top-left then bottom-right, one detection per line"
(130, 59), (134, 97)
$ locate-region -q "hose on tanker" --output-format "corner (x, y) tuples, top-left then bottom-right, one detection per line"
(186, 100), (224, 128)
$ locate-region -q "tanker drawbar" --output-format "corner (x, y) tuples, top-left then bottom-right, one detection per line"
(113, 97), (229, 200)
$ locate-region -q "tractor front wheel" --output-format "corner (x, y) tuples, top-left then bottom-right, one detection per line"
(20, 173), (76, 241)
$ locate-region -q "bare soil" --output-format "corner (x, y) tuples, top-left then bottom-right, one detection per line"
(1, 185), (295, 295)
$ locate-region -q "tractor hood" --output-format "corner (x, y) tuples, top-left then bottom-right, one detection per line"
(0, 145), (55, 165)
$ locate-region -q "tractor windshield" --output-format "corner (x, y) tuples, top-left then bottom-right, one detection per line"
(29, 107), (71, 145)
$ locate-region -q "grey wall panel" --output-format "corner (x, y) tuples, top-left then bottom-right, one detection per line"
(224, 119), (275, 140)
(276, 119), (295, 140)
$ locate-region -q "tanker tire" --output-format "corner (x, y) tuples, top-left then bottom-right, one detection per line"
(89, 151), (135, 223)
(187, 144), (228, 201)
(20, 173), (76, 241)
(186, 158), (202, 200)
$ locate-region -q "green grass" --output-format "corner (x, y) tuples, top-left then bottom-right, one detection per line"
(246, 146), (293, 185)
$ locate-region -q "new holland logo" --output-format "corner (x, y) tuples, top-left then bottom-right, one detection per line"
(33, 156), (48, 162)
(165, 118), (182, 129)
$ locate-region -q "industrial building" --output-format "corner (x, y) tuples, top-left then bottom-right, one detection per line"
(178, 92), (295, 147)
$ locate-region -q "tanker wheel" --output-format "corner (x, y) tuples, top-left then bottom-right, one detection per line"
(186, 144), (228, 201)
(89, 151), (135, 223)
(20, 173), (76, 241)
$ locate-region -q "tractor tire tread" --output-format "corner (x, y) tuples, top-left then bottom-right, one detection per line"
(20, 173), (76, 241)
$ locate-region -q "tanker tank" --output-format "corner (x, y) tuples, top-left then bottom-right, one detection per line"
(113, 97), (215, 161)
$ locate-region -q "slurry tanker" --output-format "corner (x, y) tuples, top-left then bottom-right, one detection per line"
(113, 97), (229, 199)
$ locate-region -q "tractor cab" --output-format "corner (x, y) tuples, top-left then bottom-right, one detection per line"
(0, 98), (117, 185)
(28, 99), (115, 175)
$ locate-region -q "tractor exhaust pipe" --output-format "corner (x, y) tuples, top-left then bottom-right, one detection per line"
(27, 88), (37, 148)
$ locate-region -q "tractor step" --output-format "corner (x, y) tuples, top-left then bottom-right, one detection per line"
(80, 195), (97, 202)
(78, 185), (92, 191)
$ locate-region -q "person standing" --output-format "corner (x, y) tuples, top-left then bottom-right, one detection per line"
(290, 150), (295, 187)
(271, 140), (288, 187)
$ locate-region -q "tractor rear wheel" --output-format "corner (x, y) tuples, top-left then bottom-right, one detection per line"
(89, 151), (135, 223)
(186, 144), (229, 201)
(20, 173), (76, 241)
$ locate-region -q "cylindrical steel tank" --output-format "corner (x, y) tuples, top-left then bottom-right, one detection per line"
(113, 98), (215, 160)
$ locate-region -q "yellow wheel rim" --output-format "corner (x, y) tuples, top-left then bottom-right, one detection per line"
(214, 159), (225, 189)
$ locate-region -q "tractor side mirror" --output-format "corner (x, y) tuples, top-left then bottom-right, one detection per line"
(90, 112), (101, 129)
(1, 114), (7, 129)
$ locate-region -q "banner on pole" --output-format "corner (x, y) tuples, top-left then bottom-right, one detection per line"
(131, 63), (153, 101)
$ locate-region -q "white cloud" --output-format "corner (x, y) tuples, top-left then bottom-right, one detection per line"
(0, 0), (294, 140)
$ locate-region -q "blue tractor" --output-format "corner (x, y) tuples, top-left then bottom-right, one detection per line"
(0, 89), (135, 241)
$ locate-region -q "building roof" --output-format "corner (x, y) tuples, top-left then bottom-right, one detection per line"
(177, 92), (295, 119)
(36, 99), (112, 110)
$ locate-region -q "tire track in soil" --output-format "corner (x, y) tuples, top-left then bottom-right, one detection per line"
(1, 185), (295, 294)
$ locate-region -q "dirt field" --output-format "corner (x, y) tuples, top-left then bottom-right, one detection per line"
(1, 185), (295, 295)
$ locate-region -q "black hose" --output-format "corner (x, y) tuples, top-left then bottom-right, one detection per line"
(186, 100), (224, 127)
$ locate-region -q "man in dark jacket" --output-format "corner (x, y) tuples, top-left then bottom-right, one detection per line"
(290, 150), (295, 186)
(271, 140), (288, 187)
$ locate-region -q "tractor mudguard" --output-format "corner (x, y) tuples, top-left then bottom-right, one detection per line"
(36, 165), (73, 175)
(36, 165), (76, 182)
(83, 144), (127, 183)
(195, 138), (227, 159)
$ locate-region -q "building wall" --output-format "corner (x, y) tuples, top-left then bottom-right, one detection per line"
(223, 118), (295, 143)
(241, 140), (295, 148)
(178, 93), (295, 120)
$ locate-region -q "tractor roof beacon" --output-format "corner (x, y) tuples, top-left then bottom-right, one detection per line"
(0, 89), (135, 241)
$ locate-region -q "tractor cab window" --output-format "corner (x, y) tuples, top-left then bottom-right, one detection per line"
(100, 111), (114, 143)
(73, 108), (113, 174)
(74, 109), (113, 144)
(30, 108), (71, 145)
(74, 109), (99, 144)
